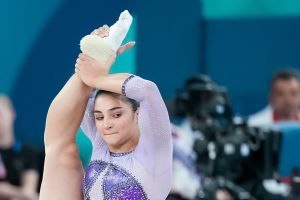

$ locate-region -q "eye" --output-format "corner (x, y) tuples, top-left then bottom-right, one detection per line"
(95, 116), (104, 121)
(113, 113), (122, 118)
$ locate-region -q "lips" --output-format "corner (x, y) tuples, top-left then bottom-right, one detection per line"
(104, 132), (118, 136)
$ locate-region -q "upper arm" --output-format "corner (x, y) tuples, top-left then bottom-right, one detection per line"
(80, 93), (98, 143)
(124, 76), (173, 175)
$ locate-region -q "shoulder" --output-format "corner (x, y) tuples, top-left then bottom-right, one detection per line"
(248, 106), (273, 127)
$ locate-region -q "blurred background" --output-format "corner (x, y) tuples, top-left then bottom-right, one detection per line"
(1, 0), (300, 199)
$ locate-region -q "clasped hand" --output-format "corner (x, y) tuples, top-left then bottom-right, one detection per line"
(75, 25), (135, 88)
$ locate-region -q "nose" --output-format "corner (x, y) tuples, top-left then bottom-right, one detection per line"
(104, 119), (113, 130)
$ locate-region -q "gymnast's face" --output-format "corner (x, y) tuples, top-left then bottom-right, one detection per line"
(93, 94), (139, 152)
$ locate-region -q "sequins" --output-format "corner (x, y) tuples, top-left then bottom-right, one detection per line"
(110, 151), (134, 157)
(122, 75), (135, 96)
(103, 163), (148, 200)
(83, 160), (148, 200)
(83, 161), (108, 199)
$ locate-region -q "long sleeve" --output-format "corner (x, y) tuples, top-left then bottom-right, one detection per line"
(80, 91), (98, 143)
(122, 75), (173, 176)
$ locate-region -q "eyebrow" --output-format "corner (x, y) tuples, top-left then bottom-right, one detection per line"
(94, 107), (123, 114)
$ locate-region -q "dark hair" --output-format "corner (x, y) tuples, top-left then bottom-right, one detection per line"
(271, 68), (300, 89)
(95, 90), (140, 112)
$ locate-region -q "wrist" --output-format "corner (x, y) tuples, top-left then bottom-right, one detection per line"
(73, 74), (94, 94)
(94, 74), (108, 89)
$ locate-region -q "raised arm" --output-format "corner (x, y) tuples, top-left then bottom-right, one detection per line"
(123, 76), (173, 175)
(77, 59), (172, 175)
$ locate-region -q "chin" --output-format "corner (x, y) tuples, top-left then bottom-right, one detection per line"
(103, 136), (121, 146)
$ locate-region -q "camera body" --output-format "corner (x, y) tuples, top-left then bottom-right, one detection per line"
(172, 75), (281, 199)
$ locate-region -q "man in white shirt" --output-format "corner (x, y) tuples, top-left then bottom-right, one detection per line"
(248, 69), (300, 128)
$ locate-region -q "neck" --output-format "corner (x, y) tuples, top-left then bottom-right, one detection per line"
(108, 130), (140, 153)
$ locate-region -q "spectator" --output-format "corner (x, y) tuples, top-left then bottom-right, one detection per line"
(0, 94), (39, 200)
(248, 69), (300, 127)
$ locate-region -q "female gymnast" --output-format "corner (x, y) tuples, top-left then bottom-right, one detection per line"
(40, 25), (172, 200)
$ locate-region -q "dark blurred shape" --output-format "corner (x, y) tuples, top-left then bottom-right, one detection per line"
(286, 167), (300, 199)
(174, 75), (233, 133)
(169, 75), (283, 200)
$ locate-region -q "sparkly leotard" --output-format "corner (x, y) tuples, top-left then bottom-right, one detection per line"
(81, 75), (172, 200)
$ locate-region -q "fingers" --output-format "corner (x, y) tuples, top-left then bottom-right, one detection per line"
(102, 24), (109, 29)
(75, 53), (89, 73)
(78, 53), (92, 61)
(74, 67), (79, 73)
(76, 58), (83, 66)
(98, 25), (109, 37)
(78, 54), (86, 61)
(75, 59), (81, 72)
(74, 62), (80, 73)
(75, 52), (114, 74)
(101, 25), (109, 33)
(91, 25), (109, 38)
(117, 41), (135, 55)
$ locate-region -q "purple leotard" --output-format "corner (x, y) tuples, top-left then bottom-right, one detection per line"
(81, 75), (172, 200)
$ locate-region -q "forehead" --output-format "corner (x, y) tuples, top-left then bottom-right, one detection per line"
(94, 94), (130, 112)
(273, 78), (300, 90)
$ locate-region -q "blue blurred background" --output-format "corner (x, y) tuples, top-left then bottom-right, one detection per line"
(1, 0), (300, 150)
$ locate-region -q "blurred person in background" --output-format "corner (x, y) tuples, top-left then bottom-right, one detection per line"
(0, 94), (39, 200)
(248, 69), (300, 127)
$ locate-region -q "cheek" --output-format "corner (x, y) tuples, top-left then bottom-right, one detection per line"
(117, 116), (137, 136)
(116, 116), (133, 131)
(95, 121), (103, 133)
(273, 94), (285, 103)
